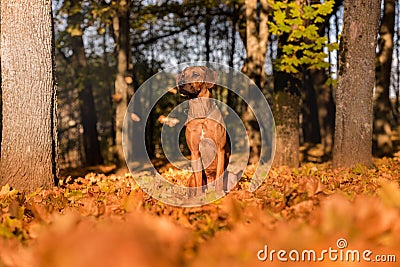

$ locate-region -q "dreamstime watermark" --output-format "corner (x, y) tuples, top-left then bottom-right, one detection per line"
(257, 238), (397, 263)
(122, 62), (276, 207)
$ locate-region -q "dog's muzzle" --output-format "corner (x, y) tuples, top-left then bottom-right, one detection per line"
(177, 82), (200, 98)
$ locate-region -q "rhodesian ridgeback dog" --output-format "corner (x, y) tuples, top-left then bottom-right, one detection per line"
(176, 66), (230, 196)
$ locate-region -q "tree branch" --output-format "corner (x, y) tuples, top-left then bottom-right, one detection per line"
(131, 21), (198, 46)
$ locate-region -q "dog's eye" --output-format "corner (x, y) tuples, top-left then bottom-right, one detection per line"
(192, 73), (199, 78)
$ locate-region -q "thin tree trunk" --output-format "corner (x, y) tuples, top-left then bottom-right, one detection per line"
(205, 14), (211, 62)
(0, 0), (58, 191)
(227, 16), (238, 111)
(68, 0), (103, 166)
(114, 1), (130, 169)
(243, 0), (269, 89)
(373, 0), (395, 157)
(311, 68), (335, 157)
(301, 70), (321, 145)
(103, 29), (117, 157)
(333, 0), (382, 168)
(306, 0), (340, 158)
(242, 0), (269, 163)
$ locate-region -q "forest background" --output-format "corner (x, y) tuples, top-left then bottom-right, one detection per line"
(34, 0), (400, 172)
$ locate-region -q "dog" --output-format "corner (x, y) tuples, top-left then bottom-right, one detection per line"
(176, 66), (230, 196)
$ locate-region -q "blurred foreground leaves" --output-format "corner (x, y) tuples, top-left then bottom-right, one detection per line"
(0, 157), (399, 267)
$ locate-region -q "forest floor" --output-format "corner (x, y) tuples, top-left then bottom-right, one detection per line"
(1, 155), (400, 266)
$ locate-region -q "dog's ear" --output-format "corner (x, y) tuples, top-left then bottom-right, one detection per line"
(205, 68), (218, 89)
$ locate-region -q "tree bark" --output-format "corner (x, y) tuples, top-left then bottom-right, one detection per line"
(0, 0), (58, 191)
(68, 0), (103, 166)
(333, 0), (382, 168)
(272, 0), (310, 168)
(242, 0), (269, 163)
(113, 0), (131, 169)
(243, 0), (269, 89)
(273, 72), (301, 168)
(373, 0), (395, 157)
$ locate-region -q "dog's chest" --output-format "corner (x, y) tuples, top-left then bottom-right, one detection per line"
(201, 129), (205, 139)
(186, 98), (225, 127)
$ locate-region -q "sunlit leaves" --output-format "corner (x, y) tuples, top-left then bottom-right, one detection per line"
(269, 0), (337, 73)
(66, 25), (83, 37)
(378, 181), (400, 209)
(0, 157), (399, 264)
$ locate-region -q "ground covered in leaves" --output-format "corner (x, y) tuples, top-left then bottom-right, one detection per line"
(0, 157), (400, 267)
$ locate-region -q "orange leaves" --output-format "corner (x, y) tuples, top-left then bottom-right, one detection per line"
(0, 158), (399, 266)
(33, 212), (188, 267)
(158, 115), (180, 127)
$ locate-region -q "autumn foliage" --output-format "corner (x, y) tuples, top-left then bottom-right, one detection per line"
(0, 156), (399, 266)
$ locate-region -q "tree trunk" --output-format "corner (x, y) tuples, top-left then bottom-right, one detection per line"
(205, 13), (212, 62)
(305, 0), (339, 158)
(243, 0), (269, 89)
(103, 28), (117, 159)
(333, 0), (382, 168)
(272, 0), (310, 168)
(114, 1), (131, 169)
(311, 68), (335, 157)
(0, 0), (58, 191)
(227, 15), (238, 112)
(373, 0), (395, 157)
(301, 70), (321, 145)
(273, 72), (301, 168)
(68, 0), (103, 166)
(242, 0), (269, 163)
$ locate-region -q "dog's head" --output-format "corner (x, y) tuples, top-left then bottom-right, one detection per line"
(176, 66), (218, 98)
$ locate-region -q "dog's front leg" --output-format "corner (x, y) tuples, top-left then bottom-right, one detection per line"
(215, 149), (225, 195)
(190, 150), (203, 196)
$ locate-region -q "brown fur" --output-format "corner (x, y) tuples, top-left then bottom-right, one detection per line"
(176, 66), (229, 195)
